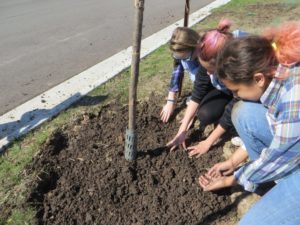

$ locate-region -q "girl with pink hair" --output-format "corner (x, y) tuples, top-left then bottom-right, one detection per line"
(167, 19), (246, 156)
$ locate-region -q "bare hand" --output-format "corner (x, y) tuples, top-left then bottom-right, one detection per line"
(207, 160), (234, 178)
(187, 140), (211, 158)
(198, 174), (237, 191)
(166, 130), (187, 151)
(160, 102), (176, 123)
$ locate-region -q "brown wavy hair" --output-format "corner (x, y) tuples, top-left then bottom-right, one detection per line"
(169, 27), (200, 52)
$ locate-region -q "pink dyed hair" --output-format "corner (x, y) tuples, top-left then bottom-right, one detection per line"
(197, 19), (233, 64)
(264, 21), (300, 65)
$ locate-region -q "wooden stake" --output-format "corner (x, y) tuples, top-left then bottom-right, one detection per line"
(178, 0), (190, 97)
(184, 0), (190, 27)
(125, 0), (145, 161)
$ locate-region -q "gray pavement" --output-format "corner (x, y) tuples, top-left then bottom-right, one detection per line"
(0, 0), (213, 115)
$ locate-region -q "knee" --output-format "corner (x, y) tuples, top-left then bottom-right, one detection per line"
(197, 107), (214, 126)
(231, 101), (254, 128)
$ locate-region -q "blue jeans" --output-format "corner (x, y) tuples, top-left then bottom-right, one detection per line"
(232, 101), (300, 225)
(231, 101), (273, 160)
(239, 170), (300, 225)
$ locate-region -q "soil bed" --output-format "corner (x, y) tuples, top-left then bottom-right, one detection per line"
(28, 95), (235, 225)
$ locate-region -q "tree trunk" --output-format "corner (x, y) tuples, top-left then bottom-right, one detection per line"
(125, 0), (145, 161)
(178, 0), (190, 97)
(184, 0), (190, 27)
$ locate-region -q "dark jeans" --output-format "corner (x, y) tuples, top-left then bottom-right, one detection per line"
(196, 88), (234, 133)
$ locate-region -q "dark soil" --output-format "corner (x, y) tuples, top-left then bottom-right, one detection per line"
(28, 94), (236, 225)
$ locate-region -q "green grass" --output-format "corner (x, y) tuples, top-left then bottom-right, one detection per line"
(213, 0), (295, 11)
(0, 0), (298, 223)
(87, 44), (173, 104)
(4, 208), (36, 225)
(195, 0), (300, 35)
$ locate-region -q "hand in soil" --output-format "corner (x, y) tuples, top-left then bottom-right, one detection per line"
(160, 102), (176, 123)
(187, 140), (211, 158)
(199, 174), (237, 191)
(166, 130), (187, 151)
(207, 159), (235, 178)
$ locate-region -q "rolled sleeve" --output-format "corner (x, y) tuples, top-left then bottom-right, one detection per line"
(169, 61), (184, 92)
(234, 164), (258, 192)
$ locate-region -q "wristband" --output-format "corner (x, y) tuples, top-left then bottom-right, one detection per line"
(167, 99), (176, 104)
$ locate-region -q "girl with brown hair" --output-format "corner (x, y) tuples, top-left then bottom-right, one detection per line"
(200, 21), (300, 225)
(160, 27), (200, 123)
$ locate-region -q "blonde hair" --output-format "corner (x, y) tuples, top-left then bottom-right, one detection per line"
(169, 27), (200, 52)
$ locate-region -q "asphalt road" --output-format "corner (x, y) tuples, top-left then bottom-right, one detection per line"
(0, 0), (214, 115)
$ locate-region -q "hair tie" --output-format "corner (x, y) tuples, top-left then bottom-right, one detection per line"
(271, 42), (277, 51)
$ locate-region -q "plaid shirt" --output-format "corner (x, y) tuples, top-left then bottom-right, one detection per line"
(234, 62), (300, 192)
(169, 59), (199, 92)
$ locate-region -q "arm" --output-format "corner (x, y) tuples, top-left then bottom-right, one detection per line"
(187, 124), (226, 157)
(167, 91), (177, 100)
(205, 124), (225, 147)
(180, 100), (199, 131)
(207, 146), (248, 177)
(166, 64), (212, 150)
(166, 100), (199, 151)
(160, 61), (184, 123)
(235, 85), (300, 192)
(160, 91), (177, 123)
(230, 147), (249, 168)
(234, 130), (300, 192)
(187, 98), (238, 157)
(199, 147), (248, 191)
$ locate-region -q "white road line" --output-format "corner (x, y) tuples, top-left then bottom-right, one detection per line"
(0, 0), (231, 150)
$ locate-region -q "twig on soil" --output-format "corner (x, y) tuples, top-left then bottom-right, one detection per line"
(198, 168), (209, 172)
(98, 143), (110, 148)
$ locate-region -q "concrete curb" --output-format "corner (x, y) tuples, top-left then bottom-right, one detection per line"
(0, 0), (230, 150)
